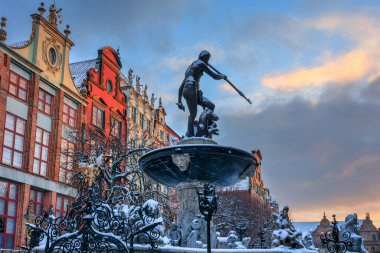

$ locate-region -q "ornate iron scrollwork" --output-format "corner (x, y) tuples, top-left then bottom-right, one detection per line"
(23, 148), (162, 253)
(320, 214), (354, 253)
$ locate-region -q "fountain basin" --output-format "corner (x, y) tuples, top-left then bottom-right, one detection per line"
(139, 144), (257, 187)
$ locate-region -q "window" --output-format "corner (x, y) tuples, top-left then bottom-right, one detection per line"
(55, 195), (71, 218)
(130, 140), (136, 149)
(140, 114), (145, 130)
(0, 180), (18, 249)
(9, 71), (28, 101)
(38, 89), (52, 115)
(59, 139), (75, 184)
(2, 113), (25, 168)
(147, 120), (152, 135)
(111, 118), (121, 138)
(107, 80), (113, 93)
(132, 107), (137, 123)
(92, 106), (105, 129)
(29, 189), (43, 216)
(160, 130), (164, 141)
(49, 48), (57, 66)
(33, 127), (49, 176)
(63, 103), (77, 128)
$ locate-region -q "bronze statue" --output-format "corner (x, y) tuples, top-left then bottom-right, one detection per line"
(177, 50), (226, 137)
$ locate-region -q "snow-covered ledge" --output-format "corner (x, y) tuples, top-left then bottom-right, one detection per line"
(133, 245), (318, 253)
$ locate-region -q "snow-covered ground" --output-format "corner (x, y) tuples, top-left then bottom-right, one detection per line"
(134, 244), (317, 253)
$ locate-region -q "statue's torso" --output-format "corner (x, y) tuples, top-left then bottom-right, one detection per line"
(185, 60), (206, 83)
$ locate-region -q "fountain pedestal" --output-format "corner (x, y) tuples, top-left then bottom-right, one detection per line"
(139, 138), (258, 249)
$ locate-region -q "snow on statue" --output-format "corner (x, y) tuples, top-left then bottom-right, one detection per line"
(271, 206), (314, 251)
(340, 213), (368, 253)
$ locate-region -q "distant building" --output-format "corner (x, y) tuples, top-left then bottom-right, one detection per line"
(311, 213), (333, 252)
(223, 149), (277, 212)
(359, 213), (380, 253)
(297, 213), (380, 253)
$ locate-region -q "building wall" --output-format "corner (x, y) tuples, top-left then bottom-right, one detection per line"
(359, 213), (380, 253)
(0, 9), (85, 249)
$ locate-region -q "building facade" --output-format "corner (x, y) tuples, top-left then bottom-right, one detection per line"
(0, 5), (86, 249)
(359, 213), (380, 253)
(223, 149), (276, 210)
(0, 3), (180, 250)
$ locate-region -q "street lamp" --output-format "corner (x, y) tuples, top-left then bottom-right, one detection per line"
(197, 184), (218, 253)
(257, 230), (266, 249)
(0, 218), (4, 234)
(235, 223), (247, 241)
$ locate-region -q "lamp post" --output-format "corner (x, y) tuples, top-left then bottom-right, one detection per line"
(257, 229), (266, 249)
(197, 184), (218, 253)
(320, 214), (354, 253)
(0, 218), (4, 234)
(235, 223), (247, 241)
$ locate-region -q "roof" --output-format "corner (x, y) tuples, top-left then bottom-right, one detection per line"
(70, 58), (131, 89)
(9, 40), (29, 48)
(119, 71), (129, 85)
(222, 178), (250, 191)
(69, 59), (98, 88)
(293, 220), (364, 236)
(293, 222), (320, 236)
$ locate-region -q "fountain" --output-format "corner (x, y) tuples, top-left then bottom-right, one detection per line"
(139, 50), (257, 252)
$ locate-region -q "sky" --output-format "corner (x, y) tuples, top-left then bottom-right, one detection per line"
(2, 0), (380, 225)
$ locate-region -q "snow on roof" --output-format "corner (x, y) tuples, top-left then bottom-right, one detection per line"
(70, 59), (130, 89)
(222, 178), (250, 191)
(69, 59), (98, 88)
(119, 71), (129, 84)
(293, 222), (320, 236)
(9, 40), (29, 48)
(293, 220), (364, 236)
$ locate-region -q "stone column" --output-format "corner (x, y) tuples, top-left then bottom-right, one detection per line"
(176, 182), (203, 247)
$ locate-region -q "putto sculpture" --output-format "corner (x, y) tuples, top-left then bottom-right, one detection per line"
(177, 50), (251, 138)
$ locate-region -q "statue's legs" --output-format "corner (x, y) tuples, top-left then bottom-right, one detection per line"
(183, 79), (197, 137)
(198, 95), (215, 111)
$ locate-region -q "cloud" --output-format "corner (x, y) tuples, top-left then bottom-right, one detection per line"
(159, 57), (193, 71)
(262, 49), (372, 90)
(261, 13), (380, 91)
(219, 82), (235, 93)
(218, 78), (380, 224)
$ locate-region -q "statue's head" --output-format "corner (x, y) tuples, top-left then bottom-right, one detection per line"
(345, 213), (358, 224)
(199, 50), (211, 63)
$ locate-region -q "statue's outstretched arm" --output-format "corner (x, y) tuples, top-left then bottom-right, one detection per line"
(201, 62), (224, 80)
